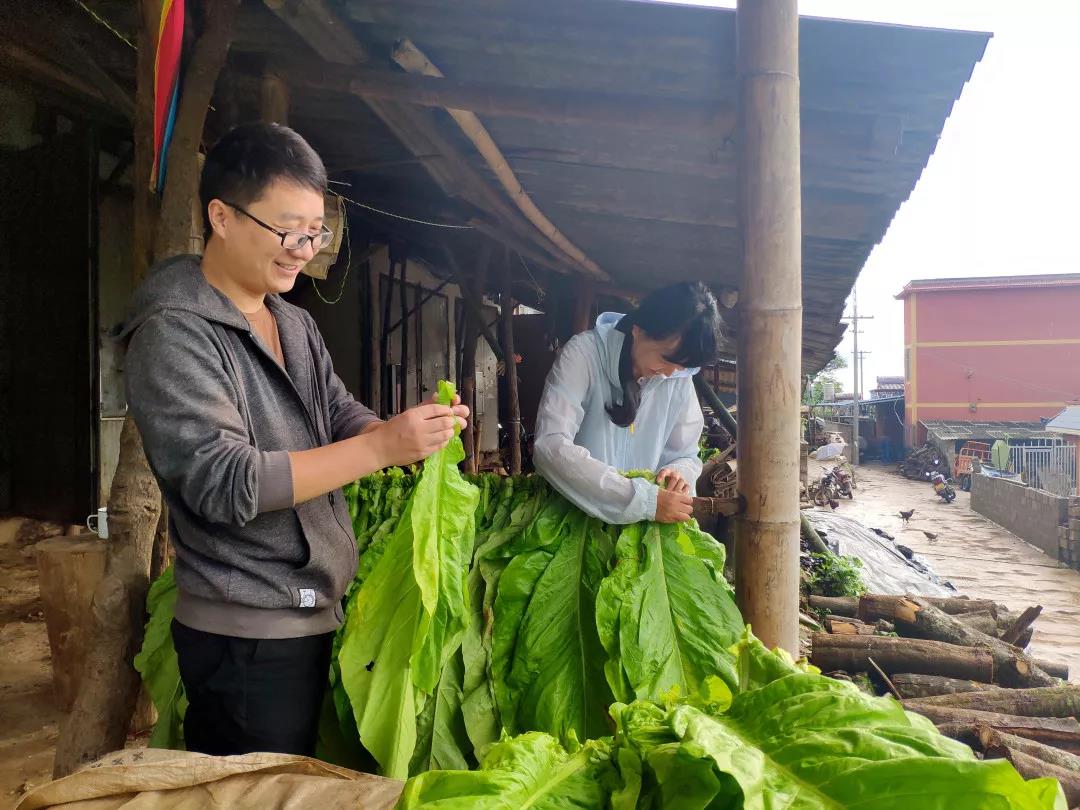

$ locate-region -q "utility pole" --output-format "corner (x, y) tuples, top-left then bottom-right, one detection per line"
(842, 287), (873, 465)
(857, 350), (871, 397)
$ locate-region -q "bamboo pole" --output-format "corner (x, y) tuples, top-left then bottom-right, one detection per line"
(733, 0), (803, 655)
(501, 262), (522, 475)
(392, 39), (608, 281)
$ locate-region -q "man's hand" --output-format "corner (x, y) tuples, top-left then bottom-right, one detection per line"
(655, 487), (694, 524)
(656, 468), (692, 495)
(371, 402), (469, 468)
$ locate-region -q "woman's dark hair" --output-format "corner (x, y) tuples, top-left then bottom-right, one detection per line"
(606, 281), (722, 427)
(199, 122), (327, 240)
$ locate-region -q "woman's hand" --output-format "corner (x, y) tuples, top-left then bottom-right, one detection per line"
(655, 487), (694, 523)
(656, 467), (692, 495)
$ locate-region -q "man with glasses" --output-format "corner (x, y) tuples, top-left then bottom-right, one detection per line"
(117, 123), (468, 757)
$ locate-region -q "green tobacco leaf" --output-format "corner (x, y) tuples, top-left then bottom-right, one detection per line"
(462, 477), (548, 758)
(491, 493), (615, 745)
(133, 565), (186, 750)
(614, 640), (1066, 810)
(397, 732), (617, 810)
(410, 647), (472, 776)
(339, 380), (479, 779)
(597, 522), (743, 705)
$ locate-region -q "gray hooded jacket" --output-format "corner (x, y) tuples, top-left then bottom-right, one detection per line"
(117, 255), (378, 638)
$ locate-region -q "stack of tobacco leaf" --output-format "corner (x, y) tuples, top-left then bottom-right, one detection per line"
(133, 381), (1067, 808)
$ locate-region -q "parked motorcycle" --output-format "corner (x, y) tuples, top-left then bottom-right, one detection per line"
(832, 465), (854, 498)
(931, 472), (957, 504)
(809, 466), (841, 506)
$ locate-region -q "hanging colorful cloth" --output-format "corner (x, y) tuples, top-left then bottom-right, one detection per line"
(150, 0), (185, 193)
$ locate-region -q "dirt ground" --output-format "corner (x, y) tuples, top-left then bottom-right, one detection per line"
(831, 462), (1080, 680)
(0, 518), (64, 803)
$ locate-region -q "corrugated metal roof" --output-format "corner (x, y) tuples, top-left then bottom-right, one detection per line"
(897, 273), (1080, 299)
(822, 395), (904, 410)
(921, 420), (1057, 441)
(233, 1), (991, 374)
(1047, 406), (1080, 435)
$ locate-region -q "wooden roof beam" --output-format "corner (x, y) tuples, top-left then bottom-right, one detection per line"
(297, 64), (900, 156)
(261, 0), (606, 282)
(263, 0), (370, 65)
(392, 38), (609, 281)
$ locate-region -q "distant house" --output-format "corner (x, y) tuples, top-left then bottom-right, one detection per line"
(1046, 406), (1080, 497)
(871, 376), (905, 399)
(897, 274), (1080, 446)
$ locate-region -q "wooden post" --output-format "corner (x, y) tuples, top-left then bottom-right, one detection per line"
(734, 0), (802, 655)
(461, 245), (492, 474)
(571, 279), (595, 335)
(53, 0), (238, 778)
(501, 264), (522, 475)
(154, 0), (240, 260)
(259, 67), (289, 125)
(368, 260), (382, 414)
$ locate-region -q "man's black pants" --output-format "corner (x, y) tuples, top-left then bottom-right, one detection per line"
(172, 620), (333, 757)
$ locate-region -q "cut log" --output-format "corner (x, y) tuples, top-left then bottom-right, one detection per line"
(891, 673), (1003, 700)
(1039, 659), (1070, 681)
(934, 722), (983, 749)
(1001, 605), (1043, 646)
(984, 730), (1080, 781)
(857, 594), (1006, 624)
(940, 722), (1080, 754)
(987, 746), (1080, 805)
(980, 727), (1080, 774)
(35, 535), (107, 710)
(825, 615), (875, 635)
(808, 595), (858, 617)
(905, 703), (1080, 733)
(890, 596), (1057, 688)
(905, 685), (1080, 720)
(810, 634), (994, 682)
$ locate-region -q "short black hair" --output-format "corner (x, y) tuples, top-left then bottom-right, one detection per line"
(199, 123), (327, 240)
(607, 281), (723, 427)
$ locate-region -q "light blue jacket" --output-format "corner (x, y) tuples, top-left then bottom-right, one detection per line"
(533, 313), (704, 524)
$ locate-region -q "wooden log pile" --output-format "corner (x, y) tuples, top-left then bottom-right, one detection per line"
(808, 592), (1080, 791)
(899, 443), (948, 481)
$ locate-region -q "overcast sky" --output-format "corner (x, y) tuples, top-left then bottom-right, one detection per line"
(652, 0), (1080, 394)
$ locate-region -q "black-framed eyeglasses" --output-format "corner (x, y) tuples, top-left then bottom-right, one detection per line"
(223, 202), (334, 251)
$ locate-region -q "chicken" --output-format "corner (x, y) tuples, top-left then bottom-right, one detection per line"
(828, 498), (840, 510)
(922, 530), (939, 543)
(872, 527), (896, 541)
(899, 509), (915, 525)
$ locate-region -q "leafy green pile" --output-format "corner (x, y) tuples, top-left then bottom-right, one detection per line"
(805, 551), (868, 598)
(134, 379), (1063, 805)
(400, 632), (1065, 810)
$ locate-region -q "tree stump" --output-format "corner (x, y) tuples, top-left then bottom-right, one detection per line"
(35, 534), (107, 710)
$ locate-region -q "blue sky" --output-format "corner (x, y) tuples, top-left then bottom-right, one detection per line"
(650, 0), (1080, 391)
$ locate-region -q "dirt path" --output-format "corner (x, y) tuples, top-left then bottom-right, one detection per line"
(831, 463), (1080, 680)
(0, 519), (63, 802)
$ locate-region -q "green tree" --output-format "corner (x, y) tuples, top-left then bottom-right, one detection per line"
(803, 354), (847, 405)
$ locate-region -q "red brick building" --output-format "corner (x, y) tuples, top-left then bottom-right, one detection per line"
(897, 274), (1080, 446)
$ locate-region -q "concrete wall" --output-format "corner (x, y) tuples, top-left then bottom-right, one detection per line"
(971, 473), (1067, 558)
